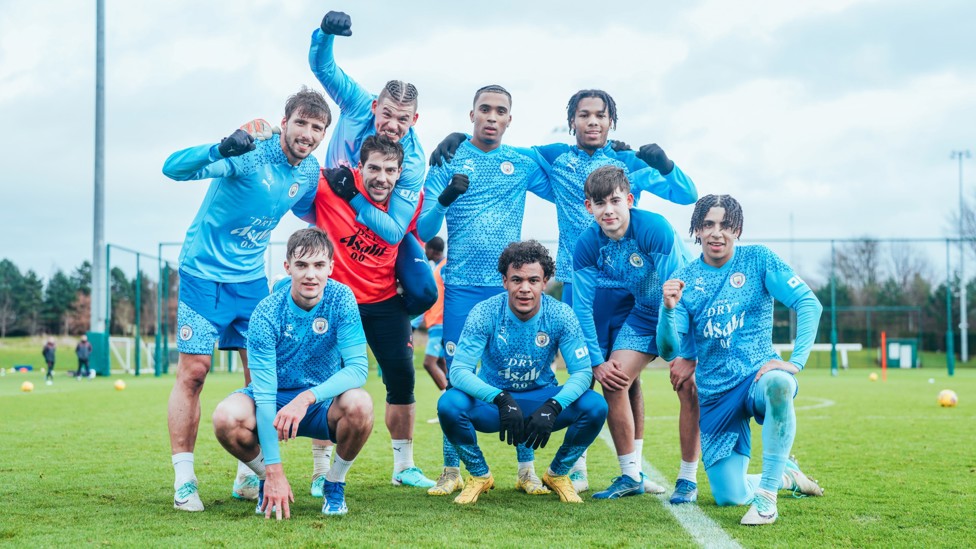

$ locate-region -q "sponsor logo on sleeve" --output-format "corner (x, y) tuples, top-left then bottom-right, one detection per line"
(788, 276), (803, 288)
(574, 347), (588, 359)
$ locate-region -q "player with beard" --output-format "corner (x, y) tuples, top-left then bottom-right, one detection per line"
(162, 88), (330, 512)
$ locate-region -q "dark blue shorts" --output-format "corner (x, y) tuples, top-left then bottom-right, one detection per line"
(238, 386), (335, 442)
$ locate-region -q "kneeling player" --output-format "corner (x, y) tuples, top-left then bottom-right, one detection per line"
(657, 194), (824, 525)
(438, 240), (608, 504)
(212, 228), (373, 518)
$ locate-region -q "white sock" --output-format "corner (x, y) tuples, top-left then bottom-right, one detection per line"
(245, 451), (266, 480)
(634, 439), (644, 465)
(517, 461), (535, 474)
(312, 444), (334, 480)
(618, 452), (640, 482)
(678, 459), (698, 483)
(326, 455), (355, 484)
(392, 439), (415, 473)
(172, 453), (195, 488)
(570, 451), (587, 473)
(236, 460), (252, 479)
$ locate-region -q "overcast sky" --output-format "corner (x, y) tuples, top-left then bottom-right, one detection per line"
(2, 0), (974, 285)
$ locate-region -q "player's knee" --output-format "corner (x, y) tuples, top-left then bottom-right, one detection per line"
(437, 389), (468, 422)
(212, 400), (247, 437)
(338, 389), (374, 430)
(578, 391), (609, 423)
(176, 355), (210, 391)
(382, 359), (416, 404)
(763, 371), (795, 406)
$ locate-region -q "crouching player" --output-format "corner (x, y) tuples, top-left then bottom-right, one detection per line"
(212, 228), (373, 518)
(657, 194), (824, 525)
(438, 240), (608, 504)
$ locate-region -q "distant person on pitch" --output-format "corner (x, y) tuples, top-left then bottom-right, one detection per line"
(43, 338), (56, 385)
(75, 335), (93, 380)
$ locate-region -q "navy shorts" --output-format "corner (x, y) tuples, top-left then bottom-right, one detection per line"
(237, 386), (335, 442)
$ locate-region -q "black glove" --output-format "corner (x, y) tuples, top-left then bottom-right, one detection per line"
(437, 173), (469, 207)
(609, 139), (632, 152)
(494, 392), (524, 446)
(637, 143), (674, 175)
(324, 166), (358, 202)
(320, 11), (352, 36)
(429, 132), (467, 167)
(217, 129), (255, 158)
(523, 399), (562, 450)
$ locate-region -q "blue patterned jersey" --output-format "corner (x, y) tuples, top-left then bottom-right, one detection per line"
(658, 245), (823, 400)
(417, 139), (552, 286)
(163, 138), (319, 283)
(572, 209), (692, 364)
(529, 142), (697, 283)
(449, 294), (592, 409)
(309, 30), (424, 245)
(246, 280), (368, 465)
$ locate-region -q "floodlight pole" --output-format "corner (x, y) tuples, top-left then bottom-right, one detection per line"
(953, 150), (972, 363)
(90, 0), (106, 335)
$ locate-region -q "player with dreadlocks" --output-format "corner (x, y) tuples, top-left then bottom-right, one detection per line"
(428, 88), (700, 497)
(305, 9), (438, 492)
(658, 194), (824, 525)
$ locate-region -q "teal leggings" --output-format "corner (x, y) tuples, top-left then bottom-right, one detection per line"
(706, 370), (797, 505)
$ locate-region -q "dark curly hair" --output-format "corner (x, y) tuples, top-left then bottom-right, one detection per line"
(567, 89), (618, 135)
(689, 194), (744, 244)
(497, 240), (555, 280)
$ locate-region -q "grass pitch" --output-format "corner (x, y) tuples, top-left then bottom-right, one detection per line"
(1, 337), (974, 547)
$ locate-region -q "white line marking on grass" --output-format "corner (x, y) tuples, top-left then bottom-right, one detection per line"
(795, 397), (835, 411)
(597, 429), (742, 549)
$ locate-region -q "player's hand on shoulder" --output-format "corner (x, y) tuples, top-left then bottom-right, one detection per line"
(662, 279), (685, 309)
(636, 143), (674, 175)
(429, 132), (467, 167)
(754, 359), (799, 382)
(321, 10), (352, 36)
(437, 173), (469, 207)
(217, 129), (256, 158)
(240, 118), (279, 141)
(324, 166), (359, 202)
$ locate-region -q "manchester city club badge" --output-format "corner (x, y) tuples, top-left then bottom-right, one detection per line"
(730, 273), (746, 288)
(179, 325), (193, 341)
(445, 341), (456, 356)
(288, 183), (300, 198)
(312, 317), (329, 334)
(535, 331), (550, 347)
(629, 253), (644, 268)
(500, 161), (515, 175)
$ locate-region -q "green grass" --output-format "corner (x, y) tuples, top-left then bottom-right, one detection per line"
(2, 336), (975, 547)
